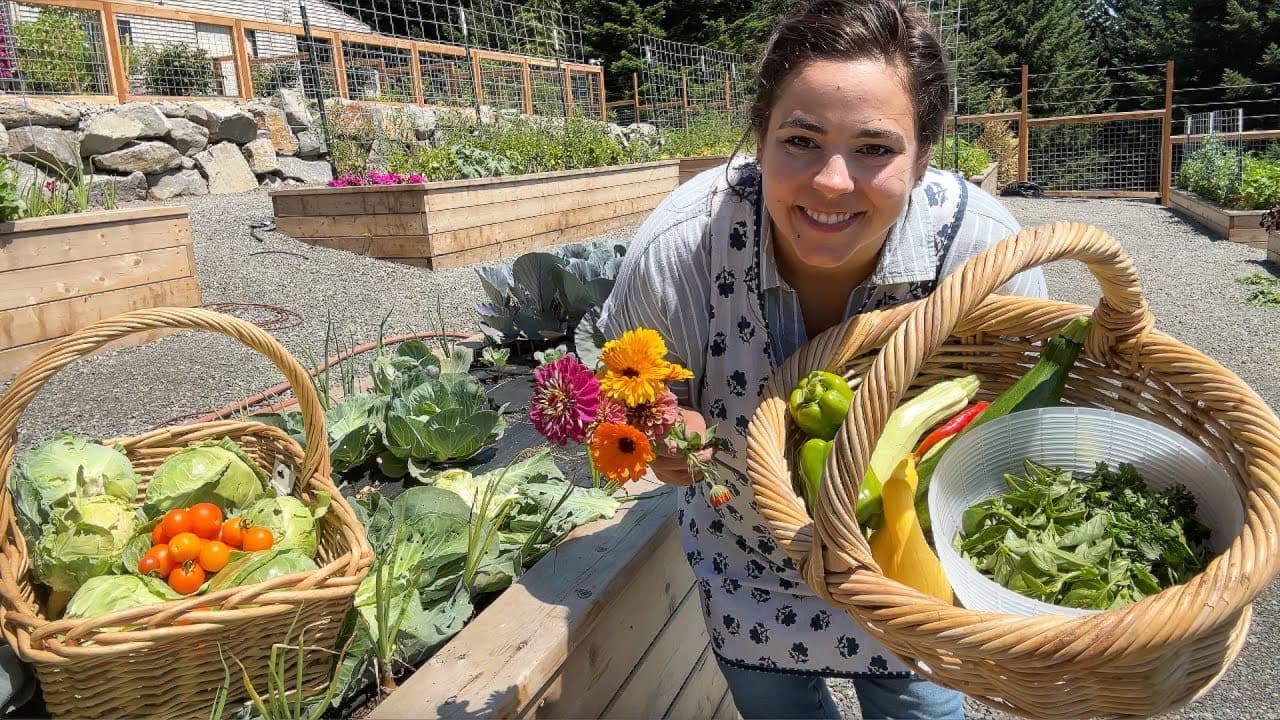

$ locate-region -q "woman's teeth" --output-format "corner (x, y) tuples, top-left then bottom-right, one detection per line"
(802, 208), (854, 225)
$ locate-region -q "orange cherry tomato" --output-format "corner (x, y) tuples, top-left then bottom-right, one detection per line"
(161, 509), (192, 541)
(168, 532), (203, 563)
(138, 544), (175, 578)
(189, 503), (224, 540)
(219, 517), (245, 549)
(151, 523), (168, 546)
(197, 540), (231, 573)
(241, 526), (274, 552)
(168, 561), (205, 595)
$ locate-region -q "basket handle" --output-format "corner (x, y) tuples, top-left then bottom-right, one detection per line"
(812, 222), (1153, 578)
(0, 307), (330, 485)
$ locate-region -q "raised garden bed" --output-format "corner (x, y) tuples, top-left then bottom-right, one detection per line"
(969, 162), (998, 194)
(1269, 230), (1280, 266)
(269, 161), (680, 270)
(1169, 188), (1269, 248)
(678, 155), (731, 185)
(0, 206), (202, 380)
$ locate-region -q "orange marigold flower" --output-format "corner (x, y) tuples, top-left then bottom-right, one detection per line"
(599, 328), (693, 407)
(589, 422), (655, 483)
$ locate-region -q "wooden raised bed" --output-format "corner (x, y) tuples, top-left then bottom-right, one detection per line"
(269, 161), (680, 270)
(1269, 230), (1280, 265)
(968, 162), (998, 194)
(678, 155), (730, 185)
(1169, 188), (1269, 247)
(0, 206), (202, 380)
(370, 474), (737, 720)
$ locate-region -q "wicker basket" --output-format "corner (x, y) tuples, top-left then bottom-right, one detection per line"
(747, 223), (1280, 719)
(0, 308), (374, 719)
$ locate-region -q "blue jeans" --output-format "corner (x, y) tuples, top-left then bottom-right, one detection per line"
(716, 657), (965, 719)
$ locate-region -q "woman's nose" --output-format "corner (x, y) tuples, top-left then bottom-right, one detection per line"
(812, 153), (855, 196)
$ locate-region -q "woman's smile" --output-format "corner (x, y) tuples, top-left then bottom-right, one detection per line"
(796, 206), (864, 233)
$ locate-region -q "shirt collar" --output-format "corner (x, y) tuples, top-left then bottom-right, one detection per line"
(759, 182), (939, 291)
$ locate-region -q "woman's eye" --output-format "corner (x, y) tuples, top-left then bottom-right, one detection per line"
(782, 136), (817, 150)
(858, 145), (896, 157)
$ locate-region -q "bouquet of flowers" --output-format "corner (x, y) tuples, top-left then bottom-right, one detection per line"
(529, 328), (729, 507)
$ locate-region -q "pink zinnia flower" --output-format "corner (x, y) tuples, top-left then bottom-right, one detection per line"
(596, 395), (628, 426)
(530, 354), (601, 445)
(406, 173), (426, 183)
(627, 388), (680, 444)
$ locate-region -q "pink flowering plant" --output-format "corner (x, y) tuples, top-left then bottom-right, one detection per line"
(327, 170), (427, 188)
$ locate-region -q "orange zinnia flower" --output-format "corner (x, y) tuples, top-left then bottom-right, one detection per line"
(589, 422), (656, 483)
(599, 328), (693, 407)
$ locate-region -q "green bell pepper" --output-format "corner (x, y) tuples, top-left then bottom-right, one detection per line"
(788, 371), (854, 441)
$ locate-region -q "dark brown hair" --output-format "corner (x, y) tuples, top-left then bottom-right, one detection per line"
(747, 0), (950, 149)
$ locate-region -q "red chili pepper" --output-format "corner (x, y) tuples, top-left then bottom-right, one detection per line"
(915, 401), (990, 457)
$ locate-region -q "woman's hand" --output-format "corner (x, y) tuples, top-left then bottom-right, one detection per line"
(649, 407), (715, 486)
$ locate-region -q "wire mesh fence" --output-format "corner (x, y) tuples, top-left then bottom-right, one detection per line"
(6, 2), (110, 95)
(637, 35), (749, 129)
(247, 30), (337, 100)
(119, 13), (240, 97)
(341, 41), (415, 103)
(1027, 116), (1164, 193)
(418, 48), (473, 107)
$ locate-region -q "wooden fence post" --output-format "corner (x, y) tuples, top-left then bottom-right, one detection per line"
(1019, 64), (1029, 183)
(632, 72), (641, 124)
(681, 74), (689, 128)
(471, 54), (485, 107)
(231, 20), (253, 99)
(1160, 60), (1174, 205)
(598, 69), (606, 122)
(331, 32), (349, 99)
(99, 2), (128, 102)
(563, 66), (574, 117)
(521, 60), (533, 115)
(723, 71), (731, 114)
(410, 45), (425, 105)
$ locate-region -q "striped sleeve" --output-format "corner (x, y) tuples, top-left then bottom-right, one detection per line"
(941, 185), (1048, 299)
(600, 206), (712, 405)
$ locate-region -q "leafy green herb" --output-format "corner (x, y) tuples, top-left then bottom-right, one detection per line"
(1238, 274), (1280, 309)
(955, 460), (1211, 610)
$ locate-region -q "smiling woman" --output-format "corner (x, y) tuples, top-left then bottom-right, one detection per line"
(597, 1), (1047, 718)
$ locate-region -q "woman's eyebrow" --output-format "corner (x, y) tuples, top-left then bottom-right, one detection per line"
(777, 116), (825, 133)
(855, 128), (906, 142)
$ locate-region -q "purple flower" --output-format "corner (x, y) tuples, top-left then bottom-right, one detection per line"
(530, 354), (602, 445)
(407, 174), (426, 183)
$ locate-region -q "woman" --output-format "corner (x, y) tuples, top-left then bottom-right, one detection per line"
(600, 0), (1046, 717)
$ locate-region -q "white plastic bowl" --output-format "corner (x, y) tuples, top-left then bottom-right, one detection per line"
(928, 406), (1245, 618)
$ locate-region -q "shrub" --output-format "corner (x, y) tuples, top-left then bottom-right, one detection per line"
(655, 111), (745, 159)
(13, 8), (104, 94)
(139, 43), (217, 96)
(931, 136), (993, 178)
(1240, 156), (1280, 211)
(251, 61), (300, 96)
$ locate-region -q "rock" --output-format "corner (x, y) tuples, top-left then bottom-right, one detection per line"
(0, 97), (80, 128)
(119, 104), (170, 138)
(247, 104), (298, 156)
(0, 126), (7, 155)
(167, 117), (209, 156)
(180, 156), (196, 170)
(260, 176), (283, 189)
(241, 138), (279, 175)
(401, 105), (437, 141)
(185, 101), (257, 144)
(627, 122), (659, 137)
(295, 129), (327, 158)
(7, 126), (80, 174)
(87, 171), (148, 203)
(147, 168), (208, 200)
(12, 160), (50, 196)
(195, 142), (258, 193)
(156, 102), (185, 118)
(276, 156), (333, 185)
(81, 112), (145, 156)
(93, 141), (182, 174)
(274, 88), (314, 129)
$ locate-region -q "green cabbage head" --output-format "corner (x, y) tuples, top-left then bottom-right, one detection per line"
(207, 548), (319, 592)
(241, 494), (328, 557)
(143, 438), (270, 518)
(11, 432), (139, 539)
(33, 495), (137, 593)
(65, 574), (181, 620)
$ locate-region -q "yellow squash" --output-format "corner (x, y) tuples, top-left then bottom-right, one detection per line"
(868, 455), (954, 604)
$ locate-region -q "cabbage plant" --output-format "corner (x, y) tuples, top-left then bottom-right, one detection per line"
(382, 374), (505, 469)
(241, 494), (329, 556)
(10, 432), (139, 540)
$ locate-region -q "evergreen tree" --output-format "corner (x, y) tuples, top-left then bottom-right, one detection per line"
(563, 0), (667, 98)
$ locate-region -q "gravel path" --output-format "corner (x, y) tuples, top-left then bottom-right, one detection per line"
(5, 189), (1280, 718)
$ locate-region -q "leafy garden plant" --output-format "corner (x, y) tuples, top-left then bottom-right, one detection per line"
(932, 136), (994, 178)
(139, 43), (217, 96)
(13, 8), (105, 94)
